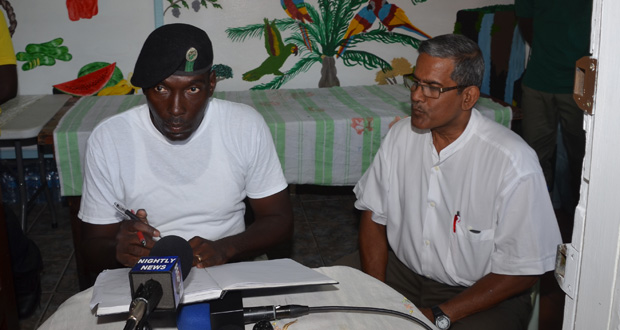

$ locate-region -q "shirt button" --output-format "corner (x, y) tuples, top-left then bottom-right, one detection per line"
(434, 166), (439, 171)
(430, 202), (436, 207)
(425, 240), (430, 246)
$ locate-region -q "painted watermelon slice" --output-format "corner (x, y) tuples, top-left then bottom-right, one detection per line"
(53, 62), (117, 96)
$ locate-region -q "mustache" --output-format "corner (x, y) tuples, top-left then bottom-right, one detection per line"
(166, 118), (185, 126)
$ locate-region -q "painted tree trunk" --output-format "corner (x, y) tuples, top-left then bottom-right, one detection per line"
(319, 56), (340, 88)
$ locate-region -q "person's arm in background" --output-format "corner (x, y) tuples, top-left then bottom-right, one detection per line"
(0, 12), (17, 105)
(0, 65), (17, 105)
(517, 17), (533, 46)
(514, 0), (534, 46)
(358, 210), (389, 281)
(190, 188), (293, 267)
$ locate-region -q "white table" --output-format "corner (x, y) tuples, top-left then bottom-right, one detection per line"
(0, 94), (71, 229)
(38, 266), (438, 330)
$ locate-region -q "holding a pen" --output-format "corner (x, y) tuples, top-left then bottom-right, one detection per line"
(114, 202), (159, 247)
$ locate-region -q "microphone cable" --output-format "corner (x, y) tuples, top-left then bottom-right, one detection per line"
(309, 306), (434, 329)
(244, 304), (434, 330)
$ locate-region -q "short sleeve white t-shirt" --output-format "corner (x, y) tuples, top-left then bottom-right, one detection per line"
(354, 109), (562, 287)
(78, 98), (288, 241)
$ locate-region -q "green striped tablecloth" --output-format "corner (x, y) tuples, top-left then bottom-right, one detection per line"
(53, 85), (511, 196)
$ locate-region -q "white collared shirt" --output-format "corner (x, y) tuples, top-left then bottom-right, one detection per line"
(354, 109), (561, 286)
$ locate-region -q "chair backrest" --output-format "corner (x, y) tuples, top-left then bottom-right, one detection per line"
(454, 4), (526, 108)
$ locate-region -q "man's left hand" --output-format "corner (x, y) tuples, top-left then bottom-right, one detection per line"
(419, 307), (433, 323)
(189, 236), (228, 268)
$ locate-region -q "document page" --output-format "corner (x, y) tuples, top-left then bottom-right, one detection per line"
(91, 258), (336, 316)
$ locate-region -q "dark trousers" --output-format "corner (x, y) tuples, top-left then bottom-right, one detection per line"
(521, 84), (586, 214)
(337, 251), (534, 330)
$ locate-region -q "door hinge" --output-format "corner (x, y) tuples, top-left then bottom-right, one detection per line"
(555, 243), (580, 299)
(573, 56), (597, 115)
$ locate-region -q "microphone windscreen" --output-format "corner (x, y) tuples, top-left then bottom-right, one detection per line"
(177, 302), (211, 330)
(149, 235), (193, 281)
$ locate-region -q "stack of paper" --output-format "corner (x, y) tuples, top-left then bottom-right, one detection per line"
(90, 258), (338, 316)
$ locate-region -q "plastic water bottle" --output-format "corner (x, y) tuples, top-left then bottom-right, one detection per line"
(25, 167), (43, 204)
(46, 169), (61, 203)
(1, 172), (17, 204)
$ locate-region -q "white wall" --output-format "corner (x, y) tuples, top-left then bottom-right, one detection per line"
(8, 0), (511, 95)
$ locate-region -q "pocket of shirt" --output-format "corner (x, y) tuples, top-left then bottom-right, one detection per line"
(445, 221), (495, 284)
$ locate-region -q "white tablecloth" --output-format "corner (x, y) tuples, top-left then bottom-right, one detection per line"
(38, 266), (437, 330)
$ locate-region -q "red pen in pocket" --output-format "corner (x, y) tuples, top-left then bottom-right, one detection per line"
(453, 211), (460, 233)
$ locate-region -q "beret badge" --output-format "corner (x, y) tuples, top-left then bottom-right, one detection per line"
(185, 47), (198, 72)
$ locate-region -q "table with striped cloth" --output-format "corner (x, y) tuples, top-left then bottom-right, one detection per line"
(53, 85), (511, 196)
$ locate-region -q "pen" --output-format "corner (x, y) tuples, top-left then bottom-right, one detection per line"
(453, 211), (460, 233)
(114, 202), (147, 246)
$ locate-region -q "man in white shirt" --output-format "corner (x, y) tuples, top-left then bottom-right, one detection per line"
(351, 34), (561, 329)
(78, 24), (293, 278)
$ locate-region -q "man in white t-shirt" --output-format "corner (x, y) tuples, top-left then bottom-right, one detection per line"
(78, 23), (292, 277)
(350, 34), (562, 329)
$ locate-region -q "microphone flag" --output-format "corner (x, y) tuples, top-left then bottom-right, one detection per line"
(129, 256), (184, 310)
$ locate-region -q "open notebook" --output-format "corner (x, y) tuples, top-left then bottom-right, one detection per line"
(90, 258), (338, 316)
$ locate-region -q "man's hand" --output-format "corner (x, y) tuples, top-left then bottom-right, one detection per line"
(188, 189), (293, 269)
(114, 210), (160, 267)
(419, 307), (434, 323)
(189, 237), (228, 268)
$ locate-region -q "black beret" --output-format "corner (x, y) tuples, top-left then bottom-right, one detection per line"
(131, 23), (214, 89)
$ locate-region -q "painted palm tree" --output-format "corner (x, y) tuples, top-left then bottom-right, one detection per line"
(226, 0), (428, 90)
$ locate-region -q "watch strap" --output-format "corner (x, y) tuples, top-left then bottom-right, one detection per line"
(431, 305), (450, 329)
(431, 305), (445, 320)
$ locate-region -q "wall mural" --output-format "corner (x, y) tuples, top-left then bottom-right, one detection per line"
(243, 18), (299, 82)
(66, 0), (99, 21)
(0, 0), (15, 35)
(375, 57), (413, 85)
(227, 0), (431, 90)
(53, 62), (139, 96)
(16, 38), (72, 71)
(165, 0), (222, 18)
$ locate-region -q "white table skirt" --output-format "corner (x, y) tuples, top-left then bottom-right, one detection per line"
(38, 266), (437, 330)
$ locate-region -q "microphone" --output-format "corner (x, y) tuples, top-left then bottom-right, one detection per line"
(177, 290), (311, 330)
(125, 235), (193, 330)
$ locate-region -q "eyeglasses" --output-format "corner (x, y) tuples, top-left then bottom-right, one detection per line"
(403, 73), (467, 99)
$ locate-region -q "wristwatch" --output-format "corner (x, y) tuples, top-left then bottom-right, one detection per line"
(431, 305), (451, 330)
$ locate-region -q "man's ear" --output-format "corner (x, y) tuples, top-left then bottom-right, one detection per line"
(207, 70), (217, 98)
(461, 86), (480, 110)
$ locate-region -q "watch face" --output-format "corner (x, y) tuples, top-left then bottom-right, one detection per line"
(436, 315), (450, 329)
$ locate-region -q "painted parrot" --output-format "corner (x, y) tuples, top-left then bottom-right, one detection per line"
(336, 3), (377, 58)
(242, 18), (299, 82)
(280, 0), (313, 51)
(369, 0), (431, 39)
